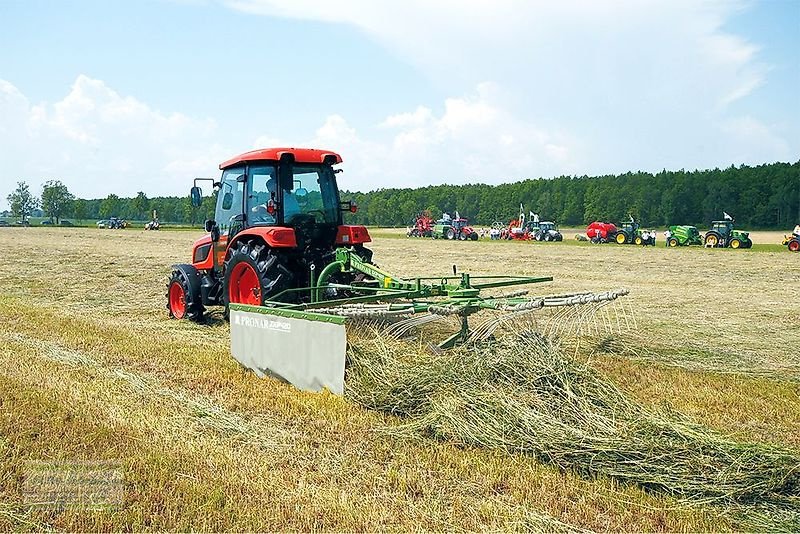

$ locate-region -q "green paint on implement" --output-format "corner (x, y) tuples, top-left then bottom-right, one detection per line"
(229, 303), (346, 325)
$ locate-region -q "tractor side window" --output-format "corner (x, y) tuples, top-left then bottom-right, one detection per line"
(247, 165), (278, 225)
(216, 169), (244, 234)
(287, 166), (339, 225)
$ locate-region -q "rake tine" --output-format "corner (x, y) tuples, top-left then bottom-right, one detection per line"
(385, 313), (443, 338)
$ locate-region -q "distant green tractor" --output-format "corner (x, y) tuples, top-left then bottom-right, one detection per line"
(704, 220), (751, 249)
(614, 220), (656, 246)
(666, 225), (703, 247)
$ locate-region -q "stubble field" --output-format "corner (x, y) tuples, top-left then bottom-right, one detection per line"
(0, 227), (798, 531)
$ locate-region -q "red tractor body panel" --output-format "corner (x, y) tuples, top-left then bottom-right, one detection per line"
(220, 147), (343, 169)
(231, 227), (298, 249)
(191, 235), (215, 270)
(586, 221), (617, 240)
(335, 225), (372, 245)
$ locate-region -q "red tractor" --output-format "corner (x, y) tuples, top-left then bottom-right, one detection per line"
(407, 211), (434, 237)
(586, 221), (618, 243)
(166, 147), (371, 321)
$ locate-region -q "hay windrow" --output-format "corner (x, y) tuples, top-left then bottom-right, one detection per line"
(345, 332), (800, 525)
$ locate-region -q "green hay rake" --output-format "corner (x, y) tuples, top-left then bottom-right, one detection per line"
(229, 247), (630, 394)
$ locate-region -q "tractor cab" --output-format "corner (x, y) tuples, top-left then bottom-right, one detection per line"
(452, 218), (469, 231)
(539, 221), (557, 233)
(619, 221), (639, 234)
(711, 221), (733, 236)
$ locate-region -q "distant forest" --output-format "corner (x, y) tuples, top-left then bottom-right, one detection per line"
(57, 161), (800, 228)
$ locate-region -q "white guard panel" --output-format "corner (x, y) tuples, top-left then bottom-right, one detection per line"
(230, 308), (347, 395)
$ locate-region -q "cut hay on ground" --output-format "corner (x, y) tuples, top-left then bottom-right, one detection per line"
(346, 332), (800, 528)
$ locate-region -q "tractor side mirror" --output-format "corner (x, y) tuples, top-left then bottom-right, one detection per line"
(204, 219), (216, 232)
(294, 187), (308, 207)
(190, 186), (203, 207)
(221, 192), (234, 210)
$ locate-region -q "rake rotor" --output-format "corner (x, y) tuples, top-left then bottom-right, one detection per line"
(256, 248), (632, 349)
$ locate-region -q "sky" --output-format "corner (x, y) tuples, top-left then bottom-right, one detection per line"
(1, 0), (798, 209)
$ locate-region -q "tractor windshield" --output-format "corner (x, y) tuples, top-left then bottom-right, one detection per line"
(246, 164), (340, 226)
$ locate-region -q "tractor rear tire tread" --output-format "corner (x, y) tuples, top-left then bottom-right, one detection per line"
(223, 239), (294, 314)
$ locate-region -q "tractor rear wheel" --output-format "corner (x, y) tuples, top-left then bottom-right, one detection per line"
(789, 240), (800, 252)
(615, 232), (627, 244)
(704, 233), (720, 247)
(166, 268), (204, 321)
(470, 232), (478, 241)
(223, 240), (293, 311)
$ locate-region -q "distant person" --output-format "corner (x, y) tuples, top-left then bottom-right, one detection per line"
(794, 223), (800, 237)
(663, 229), (671, 247)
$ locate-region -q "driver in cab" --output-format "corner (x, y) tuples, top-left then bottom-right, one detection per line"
(251, 176), (300, 223)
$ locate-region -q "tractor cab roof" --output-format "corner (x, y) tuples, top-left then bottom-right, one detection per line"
(219, 147), (343, 170)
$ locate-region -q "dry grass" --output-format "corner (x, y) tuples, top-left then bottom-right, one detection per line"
(0, 226), (798, 531)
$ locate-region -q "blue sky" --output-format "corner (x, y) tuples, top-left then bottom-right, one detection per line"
(1, 0), (798, 208)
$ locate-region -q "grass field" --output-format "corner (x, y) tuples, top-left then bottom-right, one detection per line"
(1, 227), (798, 531)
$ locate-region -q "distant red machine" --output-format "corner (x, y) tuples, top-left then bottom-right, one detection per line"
(505, 218), (530, 240)
(586, 221), (617, 243)
(407, 211), (434, 238)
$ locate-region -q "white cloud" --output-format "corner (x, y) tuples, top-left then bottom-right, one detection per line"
(224, 0), (796, 175)
(0, 75), (226, 208)
(252, 84), (578, 191)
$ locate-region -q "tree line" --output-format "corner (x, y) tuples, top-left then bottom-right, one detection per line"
(5, 181), (215, 225)
(341, 162), (800, 228)
(5, 161), (799, 228)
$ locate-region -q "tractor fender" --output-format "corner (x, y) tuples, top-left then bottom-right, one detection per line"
(228, 227), (297, 251)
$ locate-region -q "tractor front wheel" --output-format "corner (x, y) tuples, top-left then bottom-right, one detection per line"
(668, 237), (678, 247)
(223, 240), (292, 312)
(445, 228), (456, 240)
(166, 267), (204, 321)
(730, 238), (741, 249)
(634, 236), (643, 246)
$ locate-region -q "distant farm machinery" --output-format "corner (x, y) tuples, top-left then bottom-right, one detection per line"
(168, 147), (631, 394)
(407, 211), (434, 238)
(503, 205), (562, 242)
(432, 214), (479, 241)
(586, 219), (655, 246)
(703, 216), (752, 249)
(614, 219), (656, 246)
(666, 225), (703, 247)
(783, 233), (800, 252)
